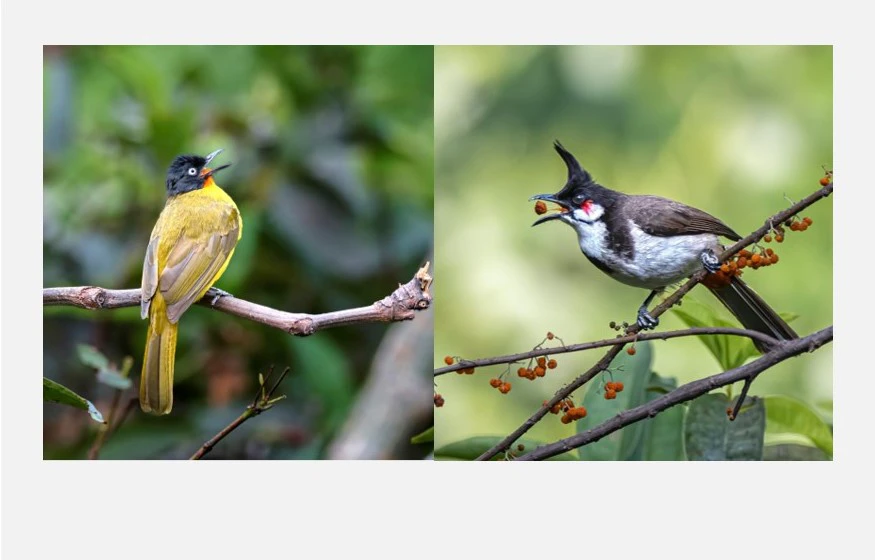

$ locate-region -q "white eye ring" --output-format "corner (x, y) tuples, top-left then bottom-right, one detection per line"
(187, 167), (198, 176)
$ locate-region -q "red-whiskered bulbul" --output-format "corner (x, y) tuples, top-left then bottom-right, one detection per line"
(531, 141), (797, 352)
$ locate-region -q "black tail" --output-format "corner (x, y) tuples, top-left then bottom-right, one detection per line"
(707, 277), (798, 352)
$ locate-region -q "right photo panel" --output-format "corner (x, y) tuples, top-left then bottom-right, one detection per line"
(434, 46), (833, 461)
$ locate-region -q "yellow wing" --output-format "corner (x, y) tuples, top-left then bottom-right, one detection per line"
(141, 195), (241, 324)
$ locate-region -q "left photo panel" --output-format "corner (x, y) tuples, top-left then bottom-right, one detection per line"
(42, 45), (434, 460)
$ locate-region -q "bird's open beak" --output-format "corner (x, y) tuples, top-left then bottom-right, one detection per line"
(202, 149), (232, 178)
(530, 193), (569, 226)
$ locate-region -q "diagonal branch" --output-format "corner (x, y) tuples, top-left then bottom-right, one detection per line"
(473, 181), (833, 461)
(516, 326), (833, 461)
(43, 262), (433, 336)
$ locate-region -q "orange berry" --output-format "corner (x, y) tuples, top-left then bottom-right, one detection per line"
(550, 403), (562, 415)
(499, 382), (512, 394)
(517, 367), (526, 377)
(546, 331), (554, 340)
(560, 414), (572, 424)
(534, 366), (546, 377)
(775, 234), (784, 243)
(770, 254), (779, 264)
(763, 234), (772, 243)
(604, 389), (617, 400)
(536, 357), (547, 367)
(819, 176), (830, 186)
(525, 369), (536, 380)
(614, 382), (624, 392)
(547, 359), (557, 369)
(720, 264), (730, 274)
(443, 355), (454, 365)
(434, 394), (445, 407)
(534, 200), (547, 215)
(803, 217), (813, 226)
(605, 381), (615, 391)
(765, 248), (774, 256)
(489, 378), (501, 388)
(751, 254), (761, 264)
(798, 223), (808, 231)
(737, 257), (747, 268)
(739, 249), (752, 258)
(627, 346), (636, 356)
(728, 261), (737, 272)
(575, 406), (587, 418)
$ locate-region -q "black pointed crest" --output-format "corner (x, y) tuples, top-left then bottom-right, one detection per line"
(553, 140), (592, 184)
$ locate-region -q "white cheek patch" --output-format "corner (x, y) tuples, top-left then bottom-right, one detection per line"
(572, 202), (604, 223)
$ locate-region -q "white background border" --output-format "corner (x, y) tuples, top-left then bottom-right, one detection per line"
(2, 0), (869, 557)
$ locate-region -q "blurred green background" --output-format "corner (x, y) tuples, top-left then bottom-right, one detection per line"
(43, 45), (434, 459)
(434, 46), (833, 452)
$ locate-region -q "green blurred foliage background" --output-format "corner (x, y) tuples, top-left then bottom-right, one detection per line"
(434, 46), (832, 452)
(43, 45), (433, 459)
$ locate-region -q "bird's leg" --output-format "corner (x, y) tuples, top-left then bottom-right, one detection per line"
(206, 287), (233, 306)
(636, 290), (660, 330)
(700, 249), (721, 273)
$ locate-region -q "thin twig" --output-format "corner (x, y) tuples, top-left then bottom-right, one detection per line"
(730, 377), (755, 421)
(434, 327), (777, 376)
(474, 181), (833, 461)
(190, 366), (291, 460)
(516, 326), (833, 461)
(87, 388), (125, 460)
(44, 263), (433, 337)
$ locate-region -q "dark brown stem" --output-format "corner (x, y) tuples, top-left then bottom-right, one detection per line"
(190, 367), (291, 460)
(44, 263), (433, 337)
(516, 326), (832, 461)
(435, 327), (777, 376)
(87, 388), (125, 460)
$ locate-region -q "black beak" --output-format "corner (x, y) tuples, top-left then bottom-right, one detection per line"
(529, 193), (569, 226)
(204, 163), (232, 178)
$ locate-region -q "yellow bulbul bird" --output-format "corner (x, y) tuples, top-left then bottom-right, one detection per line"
(139, 149), (242, 415)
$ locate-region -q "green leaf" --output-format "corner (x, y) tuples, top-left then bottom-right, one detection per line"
(410, 426), (433, 444)
(76, 344), (109, 370)
(763, 443), (829, 461)
(578, 341), (653, 461)
(763, 395), (833, 457)
(96, 368), (133, 390)
(43, 377), (105, 423)
(684, 393), (764, 460)
(434, 436), (578, 461)
(640, 373), (686, 460)
(671, 296), (758, 370)
(779, 311), (800, 323)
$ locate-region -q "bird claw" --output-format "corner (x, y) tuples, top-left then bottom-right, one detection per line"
(636, 307), (659, 330)
(206, 287), (233, 306)
(701, 250), (721, 273)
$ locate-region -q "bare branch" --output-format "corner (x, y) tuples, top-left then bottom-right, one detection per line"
(43, 262), (433, 336)
(516, 326), (833, 461)
(190, 366), (291, 460)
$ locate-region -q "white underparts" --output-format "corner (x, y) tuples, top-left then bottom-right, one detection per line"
(565, 217), (721, 289)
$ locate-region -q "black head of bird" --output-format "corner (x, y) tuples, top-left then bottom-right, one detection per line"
(166, 148), (232, 196)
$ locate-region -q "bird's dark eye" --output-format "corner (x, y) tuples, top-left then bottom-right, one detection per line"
(187, 167), (198, 176)
(572, 193), (586, 205)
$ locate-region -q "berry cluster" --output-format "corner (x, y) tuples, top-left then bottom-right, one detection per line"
(516, 356), (558, 381)
(489, 378), (512, 394)
(434, 393), (445, 407)
(545, 398), (587, 424)
(604, 380), (625, 400)
(444, 356), (477, 375)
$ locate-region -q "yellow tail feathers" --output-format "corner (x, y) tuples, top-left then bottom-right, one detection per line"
(140, 296), (178, 415)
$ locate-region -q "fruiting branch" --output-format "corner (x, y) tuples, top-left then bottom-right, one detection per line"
(43, 262), (433, 336)
(435, 327), (777, 376)
(516, 326), (832, 461)
(467, 179), (833, 461)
